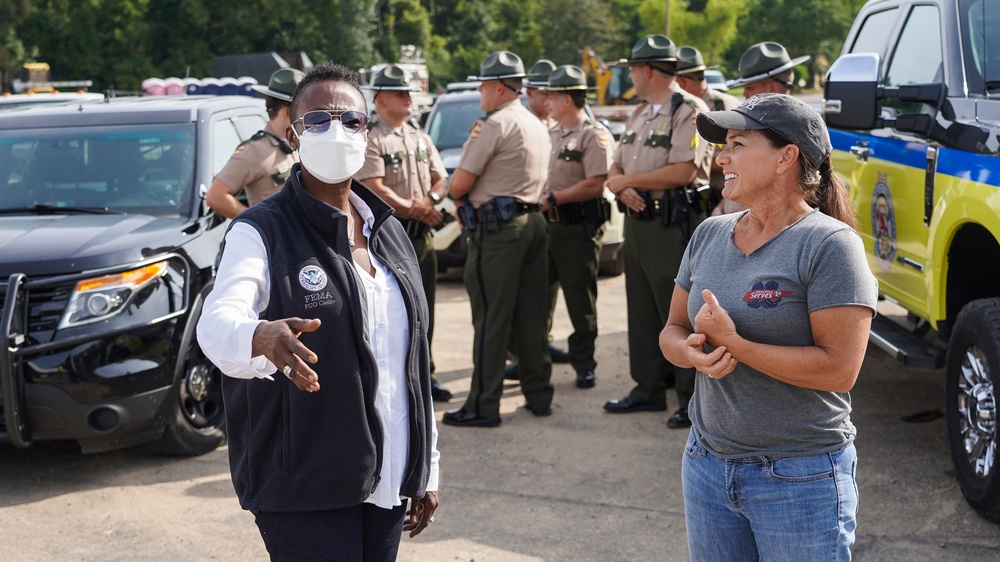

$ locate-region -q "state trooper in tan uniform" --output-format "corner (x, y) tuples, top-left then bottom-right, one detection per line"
(603, 35), (713, 426)
(206, 68), (303, 218)
(504, 57), (571, 379)
(443, 51), (553, 427)
(356, 65), (453, 402)
(714, 41), (810, 215)
(525, 59), (558, 129)
(675, 46), (741, 215)
(539, 65), (615, 390)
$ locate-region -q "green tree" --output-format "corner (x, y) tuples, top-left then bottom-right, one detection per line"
(539, 0), (621, 67)
(0, 0), (31, 91)
(726, 0), (868, 87)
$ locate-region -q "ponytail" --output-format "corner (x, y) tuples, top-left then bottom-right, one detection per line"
(806, 157), (857, 231)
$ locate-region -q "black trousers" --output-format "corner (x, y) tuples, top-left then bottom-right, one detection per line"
(253, 503), (406, 562)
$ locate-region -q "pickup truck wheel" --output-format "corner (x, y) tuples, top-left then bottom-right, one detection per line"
(946, 298), (1000, 522)
(150, 335), (226, 456)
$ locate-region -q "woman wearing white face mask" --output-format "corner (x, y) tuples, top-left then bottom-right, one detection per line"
(197, 62), (440, 560)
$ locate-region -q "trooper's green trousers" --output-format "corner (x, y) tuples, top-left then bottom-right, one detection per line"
(461, 212), (553, 418)
(547, 220), (605, 372)
(622, 216), (699, 407)
(411, 231), (441, 384)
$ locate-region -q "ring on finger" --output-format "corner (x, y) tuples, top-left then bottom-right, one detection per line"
(282, 365), (293, 379)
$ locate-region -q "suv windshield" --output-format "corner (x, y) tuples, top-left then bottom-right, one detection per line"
(0, 124), (196, 216)
(426, 97), (484, 151)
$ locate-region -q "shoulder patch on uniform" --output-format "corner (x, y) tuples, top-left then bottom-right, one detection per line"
(597, 133), (609, 148)
(469, 121), (483, 140)
(232, 141), (250, 157)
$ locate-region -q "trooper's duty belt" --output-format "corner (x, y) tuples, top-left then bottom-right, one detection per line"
(545, 197), (610, 225)
(616, 187), (704, 240)
(457, 197), (540, 234)
(399, 211), (456, 239)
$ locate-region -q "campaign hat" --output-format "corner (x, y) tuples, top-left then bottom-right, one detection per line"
(676, 46), (718, 75)
(525, 59), (558, 88)
(250, 68), (305, 102)
(728, 42), (810, 89)
(541, 65), (590, 91)
(611, 35), (677, 67)
(365, 65), (419, 91)
(696, 93), (831, 169)
(469, 51), (527, 80)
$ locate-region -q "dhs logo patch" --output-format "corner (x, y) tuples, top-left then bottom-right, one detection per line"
(298, 265), (328, 292)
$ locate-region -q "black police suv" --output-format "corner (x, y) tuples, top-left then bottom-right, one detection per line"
(0, 94), (267, 455)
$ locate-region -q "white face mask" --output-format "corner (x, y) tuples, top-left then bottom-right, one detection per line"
(293, 121), (367, 184)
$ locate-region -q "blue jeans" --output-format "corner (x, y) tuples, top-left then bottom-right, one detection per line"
(682, 430), (858, 561)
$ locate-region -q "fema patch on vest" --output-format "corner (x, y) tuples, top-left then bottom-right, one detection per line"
(298, 265), (328, 291)
(743, 281), (794, 309)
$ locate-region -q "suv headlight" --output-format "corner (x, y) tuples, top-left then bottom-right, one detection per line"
(60, 262), (168, 328)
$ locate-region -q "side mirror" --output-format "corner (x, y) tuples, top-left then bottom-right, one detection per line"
(824, 52), (947, 138)
(823, 53), (881, 130)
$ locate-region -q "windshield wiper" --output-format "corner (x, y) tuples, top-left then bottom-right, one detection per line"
(0, 204), (117, 215)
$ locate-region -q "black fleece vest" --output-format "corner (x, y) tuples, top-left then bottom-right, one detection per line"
(222, 165), (434, 512)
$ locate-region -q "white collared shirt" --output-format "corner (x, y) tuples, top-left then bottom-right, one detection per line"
(198, 191), (440, 508)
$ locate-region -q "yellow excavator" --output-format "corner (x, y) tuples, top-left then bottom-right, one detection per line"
(578, 46), (635, 106)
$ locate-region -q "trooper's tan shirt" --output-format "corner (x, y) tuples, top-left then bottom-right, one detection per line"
(358, 120), (447, 199)
(456, 99), (551, 208)
(614, 82), (713, 192)
(214, 125), (297, 206)
(547, 119), (614, 192)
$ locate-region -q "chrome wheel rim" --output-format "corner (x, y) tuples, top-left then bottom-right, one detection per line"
(957, 345), (997, 479)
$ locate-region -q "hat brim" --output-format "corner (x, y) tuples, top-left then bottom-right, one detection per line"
(727, 55), (810, 89)
(676, 64), (720, 75)
(469, 72), (527, 81)
(610, 56), (677, 68)
(696, 109), (769, 144)
(362, 84), (421, 91)
(250, 85), (292, 102)
(539, 85), (593, 92)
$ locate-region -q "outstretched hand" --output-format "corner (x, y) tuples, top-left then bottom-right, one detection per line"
(252, 317), (322, 392)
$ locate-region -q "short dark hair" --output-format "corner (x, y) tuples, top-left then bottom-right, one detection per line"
(568, 92), (586, 109)
(290, 62), (366, 119)
(500, 77), (523, 93)
(265, 95), (289, 117)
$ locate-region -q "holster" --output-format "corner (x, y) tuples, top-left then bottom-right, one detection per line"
(456, 201), (478, 233)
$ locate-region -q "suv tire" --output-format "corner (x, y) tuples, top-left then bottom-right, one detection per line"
(945, 298), (1000, 522)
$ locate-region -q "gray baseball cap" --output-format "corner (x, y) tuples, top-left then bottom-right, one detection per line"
(728, 42), (810, 89)
(250, 68), (305, 102)
(696, 93), (831, 169)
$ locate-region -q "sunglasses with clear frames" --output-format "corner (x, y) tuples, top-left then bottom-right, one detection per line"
(294, 110), (369, 134)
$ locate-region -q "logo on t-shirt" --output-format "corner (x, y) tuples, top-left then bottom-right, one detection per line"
(298, 265), (328, 292)
(743, 280), (793, 309)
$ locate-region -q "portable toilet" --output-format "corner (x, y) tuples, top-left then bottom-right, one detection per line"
(142, 77), (165, 96)
(201, 77), (222, 95)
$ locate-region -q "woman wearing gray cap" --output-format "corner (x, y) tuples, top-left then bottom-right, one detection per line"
(659, 93), (878, 560)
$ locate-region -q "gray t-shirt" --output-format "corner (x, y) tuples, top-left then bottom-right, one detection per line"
(675, 209), (878, 458)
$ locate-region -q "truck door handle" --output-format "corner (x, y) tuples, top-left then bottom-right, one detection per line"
(850, 142), (870, 162)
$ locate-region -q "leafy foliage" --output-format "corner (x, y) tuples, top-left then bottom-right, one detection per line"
(2, 0), (869, 93)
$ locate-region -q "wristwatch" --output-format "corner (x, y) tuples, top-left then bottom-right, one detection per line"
(547, 192), (558, 207)
(429, 191), (443, 204)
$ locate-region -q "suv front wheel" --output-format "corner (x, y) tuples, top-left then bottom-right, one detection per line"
(945, 298), (1000, 522)
(150, 300), (226, 456)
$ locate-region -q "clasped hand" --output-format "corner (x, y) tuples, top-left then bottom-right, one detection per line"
(686, 289), (739, 379)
